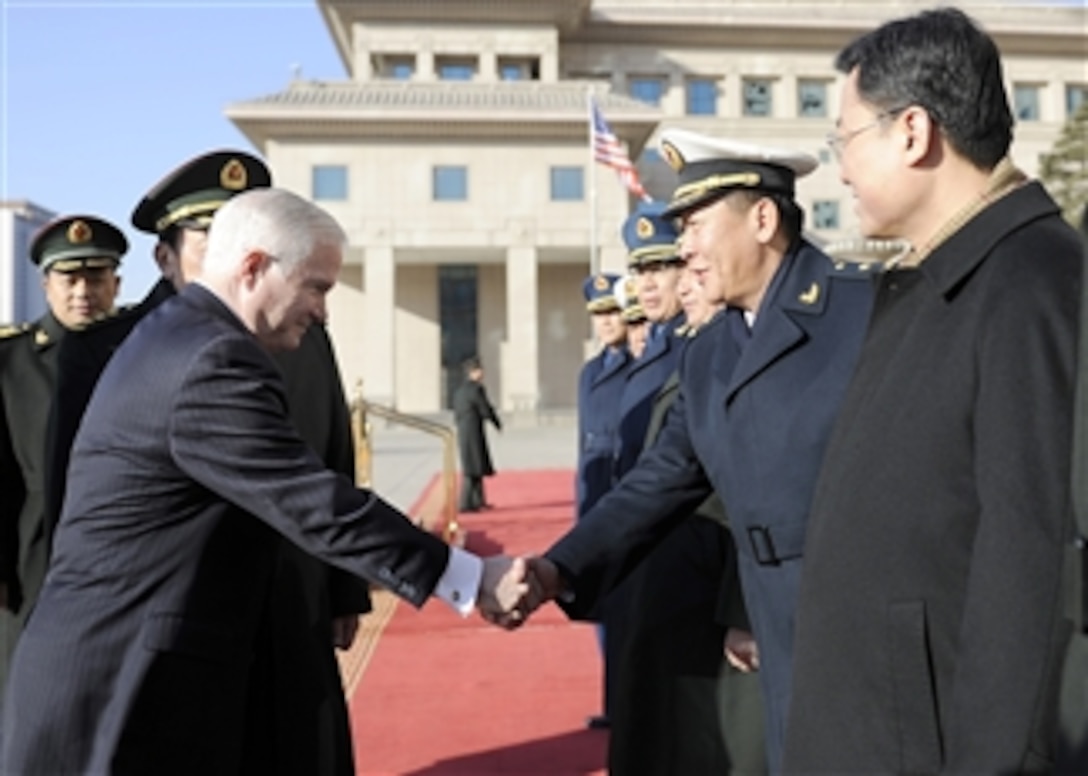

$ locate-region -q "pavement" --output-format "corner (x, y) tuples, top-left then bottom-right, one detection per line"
(366, 418), (578, 515)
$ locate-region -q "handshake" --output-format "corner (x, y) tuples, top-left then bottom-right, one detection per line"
(475, 555), (564, 629)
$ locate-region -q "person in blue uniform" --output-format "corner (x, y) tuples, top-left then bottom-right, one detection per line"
(599, 204), (688, 733)
(524, 130), (879, 772)
(0, 215), (125, 696)
(574, 271), (629, 728)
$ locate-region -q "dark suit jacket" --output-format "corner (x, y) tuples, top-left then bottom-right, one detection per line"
(546, 241), (876, 771)
(45, 279), (371, 775)
(0, 284), (449, 775)
(453, 379), (500, 477)
(784, 183), (1080, 772)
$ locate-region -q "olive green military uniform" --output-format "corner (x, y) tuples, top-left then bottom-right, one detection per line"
(0, 215), (126, 695)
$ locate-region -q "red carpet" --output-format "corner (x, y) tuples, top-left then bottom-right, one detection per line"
(349, 470), (607, 775)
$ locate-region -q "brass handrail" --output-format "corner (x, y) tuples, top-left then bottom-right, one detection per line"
(350, 382), (461, 545)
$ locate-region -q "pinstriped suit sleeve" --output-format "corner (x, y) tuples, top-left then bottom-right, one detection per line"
(167, 333), (449, 608)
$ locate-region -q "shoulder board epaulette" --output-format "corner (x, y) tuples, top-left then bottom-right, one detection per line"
(0, 322), (31, 339)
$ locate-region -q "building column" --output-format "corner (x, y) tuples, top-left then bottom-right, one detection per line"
(363, 245), (396, 407)
(501, 245), (539, 414)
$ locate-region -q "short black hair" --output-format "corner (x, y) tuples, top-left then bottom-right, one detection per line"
(461, 356), (482, 375)
(835, 7), (1013, 170)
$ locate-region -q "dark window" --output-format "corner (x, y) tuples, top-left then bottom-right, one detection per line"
(743, 78), (773, 117)
(629, 77), (664, 106)
(812, 200), (840, 230)
(1067, 84), (1088, 117)
(798, 79), (828, 118)
(437, 57), (476, 81)
(1014, 84), (1041, 121)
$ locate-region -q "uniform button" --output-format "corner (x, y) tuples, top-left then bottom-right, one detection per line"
(452, 590), (461, 603)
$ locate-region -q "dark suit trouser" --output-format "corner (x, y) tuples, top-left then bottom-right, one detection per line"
(459, 475), (484, 511)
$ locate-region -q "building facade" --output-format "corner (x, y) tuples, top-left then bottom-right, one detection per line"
(0, 201), (55, 325)
(226, 0), (1086, 415)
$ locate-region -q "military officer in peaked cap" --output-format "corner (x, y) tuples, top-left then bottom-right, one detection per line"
(0, 215), (125, 694)
(43, 150), (371, 775)
(614, 275), (649, 359)
(574, 272), (629, 728)
(526, 128), (879, 771)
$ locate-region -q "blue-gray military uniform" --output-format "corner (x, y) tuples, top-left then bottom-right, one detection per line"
(575, 273), (629, 522)
(601, 203), (687, 735)
(545, 130), (878, 772)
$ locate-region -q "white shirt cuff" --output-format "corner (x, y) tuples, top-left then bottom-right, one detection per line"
(434, 545), (482, 617)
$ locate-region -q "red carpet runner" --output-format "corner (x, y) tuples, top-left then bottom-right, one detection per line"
(349, 470), (608, 775)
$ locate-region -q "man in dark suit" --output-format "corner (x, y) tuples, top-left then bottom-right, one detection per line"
(574, 272), (629, 728)
(41, 150), (371, 774)
(519, 130), (877, 772)
(0, 187), (527, 774)
(0, 215), (125, 695)
(783, 9), (1081, 771)
(452, 356), (501, 513)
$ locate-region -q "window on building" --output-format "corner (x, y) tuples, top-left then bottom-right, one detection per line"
(374, 54), (415, 80)
(629, 77), (664, 106)
(498, 56), (540, 81)
(1013, 84), (1041, 121)
(437, 56), (477, 81)
(812, 200), (840, 230)
(798, 79), (828, 118)
(742, 78), (774, 117)
(550, 166), (584, 201)
(1067, 84), (1088, 117)
(433, 166), (468, 201)
(311, 165), (348, 201)
(686, 78), (718, 115)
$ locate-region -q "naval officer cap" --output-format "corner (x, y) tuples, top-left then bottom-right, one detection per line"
(30, 215), (128, 274)
(622, 201), (682, 269)
(583, 273), (622, 314)
(614, 275), (647, 324)
(131, 149), (272, 235)
(659, 128), (818, 220)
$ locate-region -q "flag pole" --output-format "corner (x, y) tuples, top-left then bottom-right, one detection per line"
(587, 88), (599, 277)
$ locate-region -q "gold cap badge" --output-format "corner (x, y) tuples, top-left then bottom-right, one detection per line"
(593, 274), (610, 291)
(661, 140), (684, 172)
(635, 217), (655, 240)
(67, 220), (92, 244)
(221, 159), (247, 190)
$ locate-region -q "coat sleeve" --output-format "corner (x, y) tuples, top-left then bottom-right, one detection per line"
(168, 334), (449, 609)
(546, 383), (713, 616)
(477, 384), (501, 430)
(944, 241), (1079, 768)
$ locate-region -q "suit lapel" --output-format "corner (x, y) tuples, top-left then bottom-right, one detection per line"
(723, 306), (804, 403)
(591, 348), (627, 388)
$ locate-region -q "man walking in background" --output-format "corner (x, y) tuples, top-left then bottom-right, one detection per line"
(453, 356), (502, 513)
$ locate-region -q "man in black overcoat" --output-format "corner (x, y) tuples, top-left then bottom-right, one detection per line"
(452, 356), (501, 512)
(783, 9), (1081, 771)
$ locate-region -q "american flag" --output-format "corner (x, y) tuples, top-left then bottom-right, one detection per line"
(590, 98), (651, 202)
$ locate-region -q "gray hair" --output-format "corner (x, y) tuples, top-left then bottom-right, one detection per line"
(203, 187), (346, 277)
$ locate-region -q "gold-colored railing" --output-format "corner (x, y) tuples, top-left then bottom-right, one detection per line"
(350, 382), (461, 545)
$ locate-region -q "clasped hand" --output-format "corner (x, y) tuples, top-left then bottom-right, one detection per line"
(476, 555), (561, 629)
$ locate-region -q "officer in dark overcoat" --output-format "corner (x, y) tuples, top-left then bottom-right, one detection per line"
(41, 151), (371, 776)
(0, 215), (125, 694)
(535, 129), (878, 772)
(609, 252), (767, 775)
(599, 203), (688, 732)
(452, 356), (502, 512)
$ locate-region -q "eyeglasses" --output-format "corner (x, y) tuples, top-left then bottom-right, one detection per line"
(825, 107), (907, 161)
